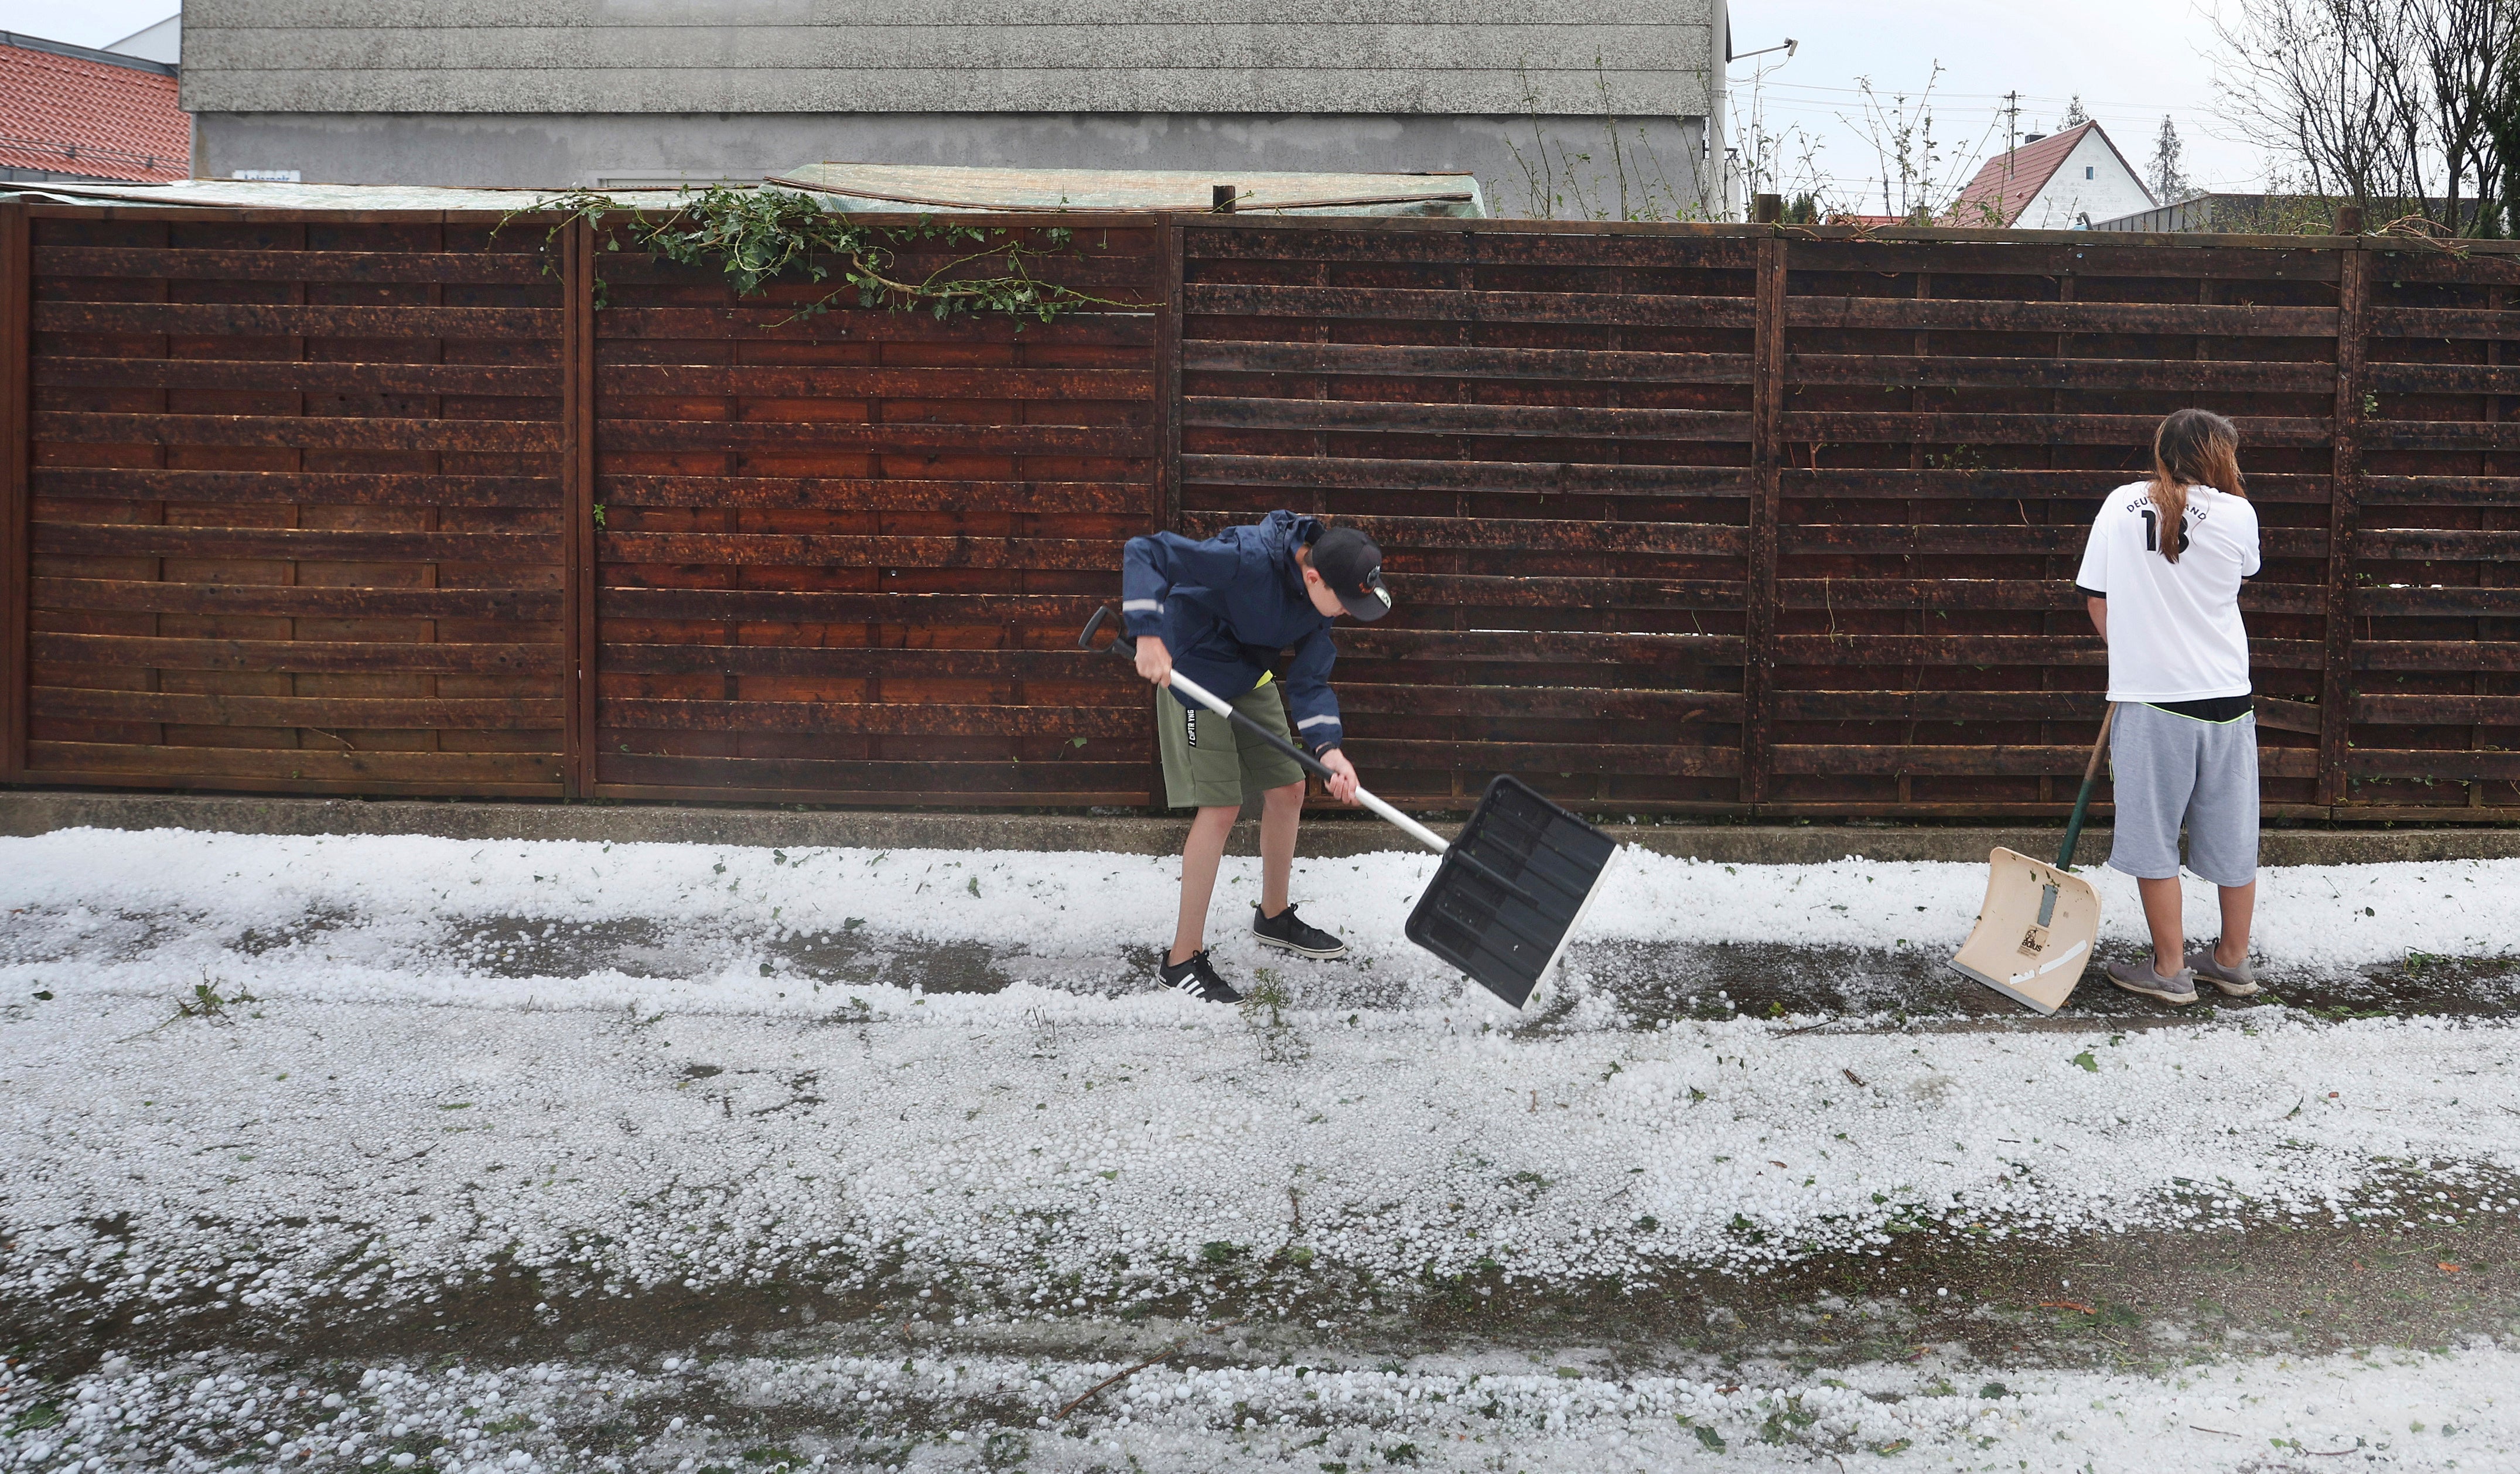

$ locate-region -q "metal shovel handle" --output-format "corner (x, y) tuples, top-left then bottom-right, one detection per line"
(1080, 606), (1451, 854)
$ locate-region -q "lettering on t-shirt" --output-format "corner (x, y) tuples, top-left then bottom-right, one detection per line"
(2121, 491), (2200, 555)
(2118, 490), (2209, 521)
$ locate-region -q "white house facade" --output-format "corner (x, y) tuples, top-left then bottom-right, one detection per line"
(2015, 127), (2152, 228)
(1951, 121), (2152, 230)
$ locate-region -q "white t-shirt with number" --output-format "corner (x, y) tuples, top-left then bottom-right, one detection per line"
(2073, 480), (2260, 703)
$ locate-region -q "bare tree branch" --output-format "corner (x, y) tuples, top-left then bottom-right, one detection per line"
(2218, 0), (2519, 234)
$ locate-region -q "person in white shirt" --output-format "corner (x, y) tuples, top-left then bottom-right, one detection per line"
(2072, 409), (2263, 1006)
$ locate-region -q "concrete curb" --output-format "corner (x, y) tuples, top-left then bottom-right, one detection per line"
(6, 789), (2519, 865)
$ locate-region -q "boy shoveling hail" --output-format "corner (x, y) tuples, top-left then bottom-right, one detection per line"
(1121, 511), (1394, 1002)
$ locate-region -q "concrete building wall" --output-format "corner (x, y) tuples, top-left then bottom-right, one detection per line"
(195, 109), (1722, 218)
(181, 0), (1722, 118)
(2016, 128), (2152, 230)
(182, 0), (1726, 216)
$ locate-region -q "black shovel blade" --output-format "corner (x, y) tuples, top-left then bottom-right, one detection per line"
(1404, 775), (1619, 1010)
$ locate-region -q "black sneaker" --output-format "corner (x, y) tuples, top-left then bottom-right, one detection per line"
(1251, 902), (1347, 960)
(1159, 948), (1242, 1004)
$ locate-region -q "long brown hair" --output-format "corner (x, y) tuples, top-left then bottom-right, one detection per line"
(2148, 408), (2245, 565)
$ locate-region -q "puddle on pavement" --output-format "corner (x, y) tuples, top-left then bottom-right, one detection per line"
(1, 906), (199, 967)
(422, 916), (1061, 995)
(443, 916), (671, 979)
(1563, 940), (1958, 1024)
(1558, 939), (2183, 1026)
(766, 929), (1013, 994)
(2279, 951), (2520, 1019)
(24, 898), (2520, 1026)
(13, 1169), (2519, 1387)
(766, 925), (879, 981)
(1565, 940), (2520, 1028)
(228, 907), (357, 957)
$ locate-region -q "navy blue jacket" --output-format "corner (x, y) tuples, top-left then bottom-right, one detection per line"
(1119, 511), (1346, 751)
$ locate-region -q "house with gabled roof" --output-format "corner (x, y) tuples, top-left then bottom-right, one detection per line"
(1948, 120), (2151, 230)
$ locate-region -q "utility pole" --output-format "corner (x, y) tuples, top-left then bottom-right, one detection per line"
(2002, 90), (2021, 211)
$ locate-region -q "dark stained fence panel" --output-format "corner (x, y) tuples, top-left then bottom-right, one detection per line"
(586, 220), (1165, 807)
(2345, 245), (2520, 818)
(1767, 238), (2342, 818)
(1176, 219), (1754, 814)
(21, 209), (569, 797)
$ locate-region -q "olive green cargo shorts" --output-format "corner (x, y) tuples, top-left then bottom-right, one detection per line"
(1156, 675), (1307, 809)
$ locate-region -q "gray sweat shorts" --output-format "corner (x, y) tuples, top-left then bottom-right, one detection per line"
(2105, 701), (2259, 887)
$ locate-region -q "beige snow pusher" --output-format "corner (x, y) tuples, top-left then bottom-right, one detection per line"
(1949, 705), (2116, 1015)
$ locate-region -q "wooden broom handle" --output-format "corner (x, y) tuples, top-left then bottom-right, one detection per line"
(2081, 703), (2117, 788)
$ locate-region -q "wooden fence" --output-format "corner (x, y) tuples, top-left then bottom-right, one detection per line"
(12, 208), (572, 797)
(4, 200), (2515, 821)
(585, 221), (1163, 807)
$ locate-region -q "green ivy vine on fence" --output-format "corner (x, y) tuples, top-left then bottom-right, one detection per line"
(501, 185), (1143, 324)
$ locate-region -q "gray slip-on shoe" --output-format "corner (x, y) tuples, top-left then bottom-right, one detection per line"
(2184, 945), (2261, 997)
(2106, 958), (2200, 1006)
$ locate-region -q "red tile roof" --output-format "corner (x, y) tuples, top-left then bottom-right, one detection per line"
(0, 37), (189, 183)
(1948, 121), (2147, 227)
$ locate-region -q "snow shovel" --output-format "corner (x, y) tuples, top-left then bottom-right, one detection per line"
(1081, 606), (1619, 1009)
(1948, 704), (2116, 1015)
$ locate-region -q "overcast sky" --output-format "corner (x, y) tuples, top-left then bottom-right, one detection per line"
(1733, 0), (2267, 207)
(16, 0), (2266, 204)
(6, 0), (169, 50)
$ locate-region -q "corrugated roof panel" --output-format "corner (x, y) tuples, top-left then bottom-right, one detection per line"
(4, 167), (1485, 217)
(771, 162), (1485, 216)
(0, 179), (774, 211)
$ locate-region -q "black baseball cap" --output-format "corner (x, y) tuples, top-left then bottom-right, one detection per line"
(1309, 526), (1394, 622)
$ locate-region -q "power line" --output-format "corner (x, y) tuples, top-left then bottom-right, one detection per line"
(1739, 95), (2224, 124)
(1730, 77), (2227, 115)
(1728, 91), (2225, 126)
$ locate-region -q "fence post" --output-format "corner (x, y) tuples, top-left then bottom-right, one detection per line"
(562, 216), (598, 799)
(1, 202), (26, 784)
(1150, 219), (1186, 807)
(1158, 217), (1183, 534)
(2318, 243), (2369, 810)
(1745, 236), (1786, 808)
